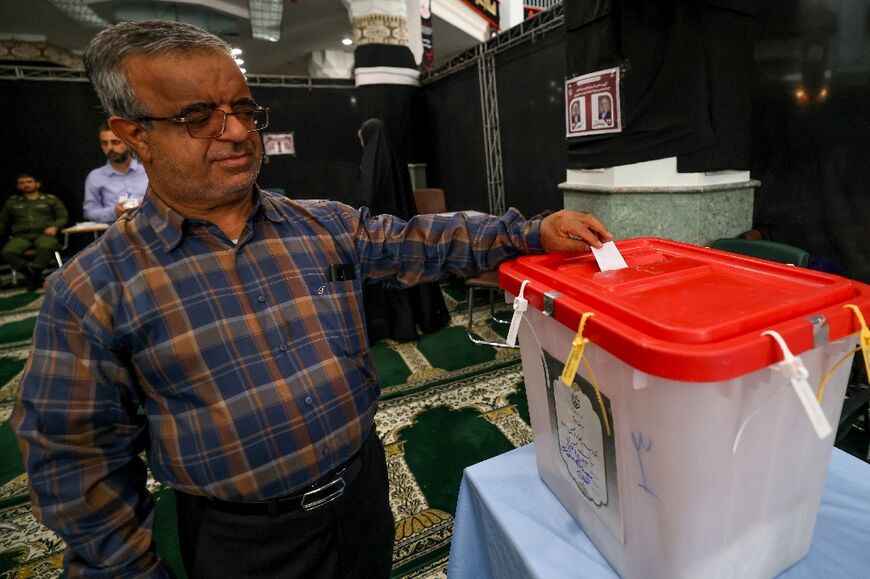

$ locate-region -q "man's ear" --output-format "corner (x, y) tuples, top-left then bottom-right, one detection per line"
(107, 116), (152, 163)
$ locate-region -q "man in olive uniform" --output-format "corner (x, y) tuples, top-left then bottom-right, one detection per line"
(0, 174), (69, 290)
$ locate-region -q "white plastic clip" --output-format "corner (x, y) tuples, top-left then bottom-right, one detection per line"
(506, 280), (530, 347)
(762, 330), (832, 439)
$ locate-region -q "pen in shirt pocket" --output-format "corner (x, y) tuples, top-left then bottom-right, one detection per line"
(328, 263), (357, 282)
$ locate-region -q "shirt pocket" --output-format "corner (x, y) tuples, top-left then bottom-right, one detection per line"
(301, 271), (365, 357)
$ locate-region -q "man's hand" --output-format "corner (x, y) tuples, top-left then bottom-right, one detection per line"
(43, 226), (59, 237)
(114, 202), (127, 218)
(539, 210), (612, 253)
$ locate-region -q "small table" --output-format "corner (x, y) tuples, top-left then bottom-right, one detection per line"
(448, 444), (870, 578)
(60, 222), (109, 251)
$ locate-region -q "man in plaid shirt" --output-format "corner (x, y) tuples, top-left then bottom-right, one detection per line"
(12, 20), (611, 579)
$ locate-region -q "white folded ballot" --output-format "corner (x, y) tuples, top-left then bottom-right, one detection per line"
(591, 240), (628, 271)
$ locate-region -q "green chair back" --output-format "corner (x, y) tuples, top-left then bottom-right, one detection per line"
(710, 238), (811, 267)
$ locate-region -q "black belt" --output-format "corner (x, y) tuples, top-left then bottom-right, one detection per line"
(204, 451), (364, 516)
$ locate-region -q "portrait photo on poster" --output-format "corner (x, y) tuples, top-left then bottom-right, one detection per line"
(565, 67), (622, 138)
(592, 93), (614, 129)
(567, 98), (586, 134)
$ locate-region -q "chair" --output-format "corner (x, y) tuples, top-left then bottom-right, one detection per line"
(710, 238), (810, 267)
(0, 255), (15, 287)
(410, 188), (513, 347)
(9, 248), (63, 287)
(413, 188), (446, 215)
(836, 382), (870, 461)
(835, 349), (870, 461)
(465, 270), (517, 348)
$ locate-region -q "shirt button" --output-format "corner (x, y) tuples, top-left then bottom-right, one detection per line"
(279, 344), (288, 352)
(257, 295), (266, 303)
(305, 396), (312, 405)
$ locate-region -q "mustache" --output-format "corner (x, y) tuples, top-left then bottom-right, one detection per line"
(209, 142), (258, 162)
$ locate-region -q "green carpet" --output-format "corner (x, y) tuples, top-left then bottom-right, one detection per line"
(0, 282), (529, 579)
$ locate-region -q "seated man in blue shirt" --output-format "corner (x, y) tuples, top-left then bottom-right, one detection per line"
(12, 20), (612, 579)
(83, 123), (149, 223)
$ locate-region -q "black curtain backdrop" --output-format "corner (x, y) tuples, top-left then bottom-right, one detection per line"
(0, 81), (363, 227)
(251, 86), (362, 204)
(419, 24), (565, 217)
(0, 81), (106, 227)
(419, 65), (489, 213)
(750, 0), (870, 283)
(495, 29), (566, 217)
(563, 0), (754, 171)
(418, 0), (867, 282)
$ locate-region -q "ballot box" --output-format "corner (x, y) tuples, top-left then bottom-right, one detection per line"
(499, 238), (869, 579)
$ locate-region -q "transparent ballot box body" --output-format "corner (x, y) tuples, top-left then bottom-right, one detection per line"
(499, 238), (869, 579)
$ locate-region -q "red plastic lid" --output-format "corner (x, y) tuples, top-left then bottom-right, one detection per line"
(499, 238), (870, 382)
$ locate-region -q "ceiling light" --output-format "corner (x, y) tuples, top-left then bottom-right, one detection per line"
(231, 48), (243, 56)
(235, 58), (245, 65)
(249, 0), (283, 42)
(341, 37), (353, 46)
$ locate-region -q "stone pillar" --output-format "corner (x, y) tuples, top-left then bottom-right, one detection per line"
(561, 158), (758, 245)
(344, 0), (420, 155)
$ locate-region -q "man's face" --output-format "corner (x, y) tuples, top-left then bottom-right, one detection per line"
(16, 177), (39, 194)
(126, 49), (263, 208)
(100, 130), (130, 164)
(600, 97), (611, 113)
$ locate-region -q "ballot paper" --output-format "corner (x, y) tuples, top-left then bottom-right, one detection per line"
(591, 241), (628, 271)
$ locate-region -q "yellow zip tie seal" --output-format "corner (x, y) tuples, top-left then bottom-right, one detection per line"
(561, 313), (594, 385)
(560, 312), (612, 436)
(817, 304), (869, 403)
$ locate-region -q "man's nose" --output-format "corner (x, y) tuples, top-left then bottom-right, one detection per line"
(219, 113), (250, 141)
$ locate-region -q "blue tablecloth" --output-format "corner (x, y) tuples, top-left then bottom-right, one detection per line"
(448, 444), (870, 578)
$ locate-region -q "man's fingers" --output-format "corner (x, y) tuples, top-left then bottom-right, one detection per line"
(561, 224), (601, 248)
(558, 213), (612, 249)
(540, 210), (613, 253)
(578, 214), (612, 243)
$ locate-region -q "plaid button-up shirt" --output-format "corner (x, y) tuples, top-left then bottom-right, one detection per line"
(12, 186), (544, 577)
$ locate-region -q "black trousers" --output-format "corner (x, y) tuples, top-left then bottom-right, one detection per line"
(175, 431), (394, 579)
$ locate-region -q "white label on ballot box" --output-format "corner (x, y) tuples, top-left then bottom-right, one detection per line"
(545, 351), (624, 542)
(554, 377), (609, 505)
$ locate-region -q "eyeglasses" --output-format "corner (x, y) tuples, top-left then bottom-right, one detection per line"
(135, 106), (270, 139)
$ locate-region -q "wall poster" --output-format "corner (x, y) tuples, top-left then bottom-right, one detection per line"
(565, 67), (622, 138)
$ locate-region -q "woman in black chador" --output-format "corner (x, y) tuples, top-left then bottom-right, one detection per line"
(356, 118), (450, 343)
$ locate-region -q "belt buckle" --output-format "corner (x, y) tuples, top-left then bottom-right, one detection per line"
(300, 477), (346, 511)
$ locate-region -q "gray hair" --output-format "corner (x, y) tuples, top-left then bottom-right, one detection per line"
(84, 20), (233, 119)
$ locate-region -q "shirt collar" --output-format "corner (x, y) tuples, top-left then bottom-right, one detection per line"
(144, 184), (283, 252)
(104, 158), (142, 176)
(260, 188), (288, 224)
